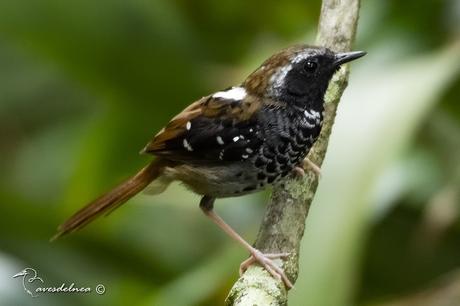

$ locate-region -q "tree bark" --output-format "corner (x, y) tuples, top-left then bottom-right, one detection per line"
(226, 1), (362, 305)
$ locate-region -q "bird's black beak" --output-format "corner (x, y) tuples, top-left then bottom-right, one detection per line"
(334, 51), (366, 66)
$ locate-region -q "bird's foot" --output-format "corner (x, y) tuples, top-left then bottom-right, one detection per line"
(294, 158), (321, 178)
(293, 166), (305, 177)
(303, 158), (321, 177)
(239, 249), (293, 289)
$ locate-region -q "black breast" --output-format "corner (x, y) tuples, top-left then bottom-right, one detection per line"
(252, 106), (322, 185)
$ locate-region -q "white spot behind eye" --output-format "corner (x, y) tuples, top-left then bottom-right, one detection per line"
(270, 64), (292, 96)
(292, 52), (313, 63)
(269, 50), (318, 97)
(216, 136), (224, 145)
(212, 87), (247, 100)
(233, 136), (240, 142)
(183, 139), (193, 151)
(186, 121), (191, 130)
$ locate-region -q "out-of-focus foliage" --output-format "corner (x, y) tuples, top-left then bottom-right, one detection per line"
(0, 1), (459, 306)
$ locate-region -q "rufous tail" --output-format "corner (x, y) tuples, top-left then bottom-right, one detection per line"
(51, 159), (167, 241)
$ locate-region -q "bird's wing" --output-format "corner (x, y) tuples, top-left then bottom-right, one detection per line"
(142, 92), (265, 164)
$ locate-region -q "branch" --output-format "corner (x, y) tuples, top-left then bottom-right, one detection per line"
(226, 1), (361, 305)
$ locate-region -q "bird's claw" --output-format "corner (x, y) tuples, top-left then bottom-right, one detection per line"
(239, 250), (293, 289)
(293, 158), (321, 178)
(293, 166), (306, 177)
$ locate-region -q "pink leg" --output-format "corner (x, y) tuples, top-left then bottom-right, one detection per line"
(293, 166), (306, 177)
(200, 196), (293, 289)
(303, 158), (322, 177)
(294, 158), (322, 178)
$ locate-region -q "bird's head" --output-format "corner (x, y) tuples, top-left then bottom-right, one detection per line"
(244, 45), (366, 109)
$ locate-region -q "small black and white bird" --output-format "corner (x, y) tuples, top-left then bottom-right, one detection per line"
(52, 45), (366, 288)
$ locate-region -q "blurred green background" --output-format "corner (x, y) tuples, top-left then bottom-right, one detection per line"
(1, 0), (459, 305)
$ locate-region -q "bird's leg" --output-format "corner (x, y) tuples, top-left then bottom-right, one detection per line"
(294, 157), (321, 177)
(199, 196), (293, 289)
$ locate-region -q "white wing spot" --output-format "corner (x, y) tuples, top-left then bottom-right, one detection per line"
(233, 136), (240, 142)
(212, 87), (247, 101)
(216, 136), (224, 145)
(239, 135), (245, 139)
(183, 139), (193, 151)
(186, 121), (191, 130)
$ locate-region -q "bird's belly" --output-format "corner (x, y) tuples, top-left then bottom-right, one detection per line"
(163, 162), (274, 198)
(164, 152), (307, 198)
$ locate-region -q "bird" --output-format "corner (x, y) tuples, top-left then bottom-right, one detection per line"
(52, 45), (366, 288)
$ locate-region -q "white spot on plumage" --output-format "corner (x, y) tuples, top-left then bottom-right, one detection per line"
(233, 136), (240, 142)
(249, 128), (253, 132)
(311, 110), (320, 118)
(270, 64), (292, 96)
(292, 52), (311, 64)
(269, 50), (318, 97)
(304, 121), (315, 128)
(183, 139), (193, 151)
(186, 121), (191, 130)
(242, 154), (249, 159)
(304, 110), (315, 119)
(304, 109), (320, 119)
(304, 109), (321, 126)
(212, 87), (247, 100)
(239, 135), (245, 139)
(216, 136), (224, 145)
(246, 148), (253, 153)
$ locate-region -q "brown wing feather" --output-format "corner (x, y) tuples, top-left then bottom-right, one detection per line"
(142, 101), (204, 152)
(141, 94), (263, 155)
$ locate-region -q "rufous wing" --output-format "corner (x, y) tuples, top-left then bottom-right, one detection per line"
(142, 100), (204, 152)
(141, 93), (264, 163)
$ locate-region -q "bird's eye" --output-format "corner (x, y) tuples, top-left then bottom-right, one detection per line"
(303, 61), (318, 73)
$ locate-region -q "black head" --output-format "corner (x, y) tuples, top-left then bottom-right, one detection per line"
(244, 45), (366, 109)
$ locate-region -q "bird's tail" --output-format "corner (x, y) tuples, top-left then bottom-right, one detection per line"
(51, 159), (169, 241)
